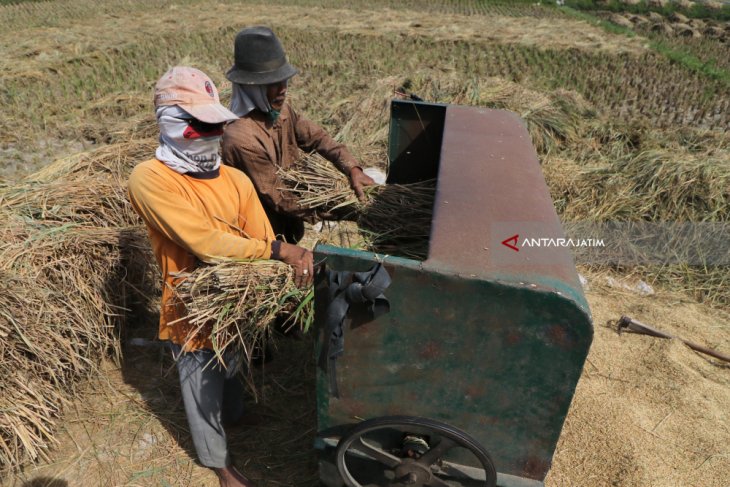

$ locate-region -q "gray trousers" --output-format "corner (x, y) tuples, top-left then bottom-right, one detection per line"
(171, 344), (246, 468)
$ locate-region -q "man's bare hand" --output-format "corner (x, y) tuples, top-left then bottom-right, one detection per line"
(278, 242), (314, 287)
(349, 167), (376, 202)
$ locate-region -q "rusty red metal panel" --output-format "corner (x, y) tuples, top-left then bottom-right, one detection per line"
(425, 106), (581, 297)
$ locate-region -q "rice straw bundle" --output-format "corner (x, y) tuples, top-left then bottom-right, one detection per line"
(171, 260), (312, 374)
(0, 223), (147, 470)
(278, 152), (357, 215)
(280, 154), (436, 259)
(29, 138), (156, 182)
(549, 148), (730, 222)
(0, 271), (81, 467)
(0, 139), (154, 228)
(0, 173), (139, 227)
(358, 180), (436, 260)
(0, 135), (160, 472)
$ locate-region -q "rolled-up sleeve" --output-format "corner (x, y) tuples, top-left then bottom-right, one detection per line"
(292, 108), (358, 175)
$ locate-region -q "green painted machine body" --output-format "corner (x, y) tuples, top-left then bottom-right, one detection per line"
(314, 100), (593, 486)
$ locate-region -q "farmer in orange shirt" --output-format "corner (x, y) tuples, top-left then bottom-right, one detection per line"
(128, 66), (313, 487)
(222, 26), (375, 244)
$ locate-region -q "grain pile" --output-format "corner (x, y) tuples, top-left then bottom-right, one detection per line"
(547, 281), (730, 487)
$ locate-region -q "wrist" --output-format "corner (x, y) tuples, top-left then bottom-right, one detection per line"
(270, 240), (282, 260)
(349, 166), (363, 177)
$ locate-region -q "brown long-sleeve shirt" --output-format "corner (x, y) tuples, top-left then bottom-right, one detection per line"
(221, 103), (358, 217)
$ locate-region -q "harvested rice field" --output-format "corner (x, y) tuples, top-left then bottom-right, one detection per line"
(1, 0), (728, 486)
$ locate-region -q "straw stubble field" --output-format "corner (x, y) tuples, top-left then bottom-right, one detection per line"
(1, 0), (728, 486)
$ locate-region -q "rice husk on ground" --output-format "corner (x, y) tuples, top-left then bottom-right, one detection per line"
(547, 275), (730, 487)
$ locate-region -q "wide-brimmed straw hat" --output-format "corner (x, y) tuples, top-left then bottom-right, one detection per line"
(154, 66), (238, 123)
(226, 26), (298, 85)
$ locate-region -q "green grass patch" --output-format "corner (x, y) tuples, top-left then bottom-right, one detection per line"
(561, 6), (730, 89)
(563, 0), (730, 21)
(650, 40), (730, 88)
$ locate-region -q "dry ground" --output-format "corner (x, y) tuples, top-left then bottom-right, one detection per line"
(4, 270), (728, 487)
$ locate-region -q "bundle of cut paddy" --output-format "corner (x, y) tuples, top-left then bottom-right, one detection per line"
(358, 180), (436, 260)
(30, 138), (156, 183)
(278, 152), (357, 215)
(551, 148), (730, 222)
(0, 173), (139, 227)
(279, 154), (436, 260)
(171, 260), (311, 371)
(0, 138), (156, 227)
(0, 221), (148, 471)
(279, 156), (436, 259)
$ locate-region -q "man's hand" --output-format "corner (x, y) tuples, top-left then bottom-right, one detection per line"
(277, 242), (314, 287)
(349, 167), (376, 202)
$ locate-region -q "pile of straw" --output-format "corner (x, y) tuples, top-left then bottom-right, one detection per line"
(0, 219), (150, 469)
(0, 174), (138, 227)
(330, 73), (591, 165)
(0, 139), (156, 228)
(547, 147), (730, 222)
(545, 142), (730, 306)
(0, 138), (157, 472)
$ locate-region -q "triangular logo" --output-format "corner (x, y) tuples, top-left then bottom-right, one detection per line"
(502, 234), (520, 252)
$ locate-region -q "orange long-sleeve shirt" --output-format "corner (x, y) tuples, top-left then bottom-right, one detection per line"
(128, 159), (275, 351)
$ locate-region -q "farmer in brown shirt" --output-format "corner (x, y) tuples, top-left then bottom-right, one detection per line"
(222, 26), (374, 244)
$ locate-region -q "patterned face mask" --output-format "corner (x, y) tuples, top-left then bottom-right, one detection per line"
(155, 105), (223, 174)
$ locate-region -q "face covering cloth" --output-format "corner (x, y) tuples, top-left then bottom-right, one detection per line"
(155, 105), (222, 174)
(230, 83), (279, 122)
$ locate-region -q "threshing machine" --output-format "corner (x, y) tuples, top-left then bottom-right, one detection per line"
(312, 100), (593, 487)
